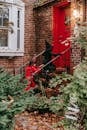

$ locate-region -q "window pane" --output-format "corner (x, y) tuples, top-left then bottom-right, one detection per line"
(17, 30), (20, 49)
(0, 29), (8, 46)
(0, 8), (2, 15)
(0, 7), (9, 27)
(3, 17), (8, 26)
(0, 17), (2, 26)
(17, 10), (20, 28)
(0, 7), (8, 47)
(3, 8), (9, 26)
(0, 8), (2, 26)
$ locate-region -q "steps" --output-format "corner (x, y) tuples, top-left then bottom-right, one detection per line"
(56, 67), (67, 74)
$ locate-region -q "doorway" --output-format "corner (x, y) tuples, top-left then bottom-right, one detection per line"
(52, 2), (71, 71)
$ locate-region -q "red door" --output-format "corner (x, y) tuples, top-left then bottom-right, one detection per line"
(52, 2), (71, 71)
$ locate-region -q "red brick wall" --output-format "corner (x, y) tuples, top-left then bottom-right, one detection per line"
(34, 5), (53, 64)
(0, 0), (36, 74)
(85, 0), (87, 20)
(0, 0), (86, 74)
(70, 0), (87, 70)
(34, 1), (84, 72)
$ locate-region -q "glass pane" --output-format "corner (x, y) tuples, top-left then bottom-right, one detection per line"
(0, 7), (9, 26)
(0, 17), (2, 26)
(17, 30), (20, 49)
(0, 8), (2, 26)
(0, 8), (2, 15)
(17, 10), (20, 28)
(0, 7), (8, 47)
(3, 9), (9, 26)
(3, 17), (8, 26)
(0, 29), (8, 46)
(18, 10), (20, 19)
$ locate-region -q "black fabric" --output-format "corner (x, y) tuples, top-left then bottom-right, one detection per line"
(42, 40), (55, 72)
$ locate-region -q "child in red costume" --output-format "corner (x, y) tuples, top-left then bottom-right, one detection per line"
(25, 54), (42, 91)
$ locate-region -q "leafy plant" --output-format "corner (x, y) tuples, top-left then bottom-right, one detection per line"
(0, 68), (66, 130)
(0, 69), (27, 130)
(49, 96), (64, 115)
(72, 22), (87, 50)
(26, 95), (64, 115)
(49, 72), (72, 89)
(58, 22), (87, 130)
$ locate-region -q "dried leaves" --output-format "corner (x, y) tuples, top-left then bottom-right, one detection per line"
(15, 111), (64, 130)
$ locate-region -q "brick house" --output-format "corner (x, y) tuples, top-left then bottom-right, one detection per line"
(0, 0), (86, 74)
(0, 0), (36, 74)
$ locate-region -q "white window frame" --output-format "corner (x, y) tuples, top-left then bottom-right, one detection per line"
(0, 0), (25, 56)
(0, 7), (9, 47)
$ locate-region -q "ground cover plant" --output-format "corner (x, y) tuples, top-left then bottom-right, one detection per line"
(0, 19), (87, 130)
(57, 59), (87, 130)
(0, 68), (69, 130)
(0, 69), (27, 130)
(56, 22), (87, 130)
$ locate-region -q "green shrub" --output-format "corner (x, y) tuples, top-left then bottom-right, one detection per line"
(0, 69), (27, 130)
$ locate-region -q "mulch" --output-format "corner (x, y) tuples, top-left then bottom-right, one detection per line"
(15, 111), (64, 130)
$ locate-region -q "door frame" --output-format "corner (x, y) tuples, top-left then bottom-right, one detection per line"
(53, 1), (71, 42)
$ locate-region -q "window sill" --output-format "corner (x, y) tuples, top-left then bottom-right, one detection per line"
(0, 50), (24, 57)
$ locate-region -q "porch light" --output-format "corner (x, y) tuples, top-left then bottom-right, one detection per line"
(73, 9), (80, 19)
(72, 0), (83, 20)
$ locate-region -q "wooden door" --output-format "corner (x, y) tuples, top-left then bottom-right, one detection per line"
(52, 2), (71, 71)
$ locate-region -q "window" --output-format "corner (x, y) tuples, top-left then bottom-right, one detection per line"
(17, 10), (20, 49)
(0, 7), (9, 47)
(0, 0), (25, 56)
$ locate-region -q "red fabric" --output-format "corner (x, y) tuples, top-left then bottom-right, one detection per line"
(25, 65), (41, 91)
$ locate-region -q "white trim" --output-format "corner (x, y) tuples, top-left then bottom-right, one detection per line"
(0, 1), (25, 56)
(0, 51), (24, 56)
(0, 27), (9, 29)
(0, 0), (25, 7)
(19, 6), (24, 52)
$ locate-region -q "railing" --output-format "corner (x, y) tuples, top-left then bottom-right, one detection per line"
(28, 47), (70, 77)
(19, 50), (45, 76)
(18, 46), (70, 78)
